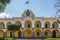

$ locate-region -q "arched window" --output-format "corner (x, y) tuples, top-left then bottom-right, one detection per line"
(44, 21), (50, 28)
(52, 21), (58, 28)
(25, 21), (32, 28)
(35, 21), (41, 28)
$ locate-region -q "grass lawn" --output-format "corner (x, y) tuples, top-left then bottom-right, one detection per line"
(0, 38), (14, 40)
(45, 38), (60, 40)
(5, 38), (14, 40)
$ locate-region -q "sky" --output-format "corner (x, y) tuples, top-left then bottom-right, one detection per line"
(0, 0), (57, 18)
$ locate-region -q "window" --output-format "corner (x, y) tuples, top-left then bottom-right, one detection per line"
(45, 32), (48, 36)
(18, 32), (21, 38)
(37, 32), (40, 36)
(36, 24), (39, 28)
(45, 24), (48, 28)
(28, 24), (30, 28)
(52, 24), (54, 28)
(10, 32), (12, 38)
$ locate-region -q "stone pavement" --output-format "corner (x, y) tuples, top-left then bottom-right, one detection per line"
(15, 39), (45, 40)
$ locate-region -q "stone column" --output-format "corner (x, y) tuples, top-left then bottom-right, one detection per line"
(41, 21), (44, 28)
(58, 23), (60, 28)
(32, 21), (34, 28)
(50, 22), (52, 28)
(4, 22), (6, 28)
(22, 29), (24, 38)
(42, 29), (44, 38)
(22, 20), (24, 28)
(50, 31), (52, 38)
(32, 28), (34, 38)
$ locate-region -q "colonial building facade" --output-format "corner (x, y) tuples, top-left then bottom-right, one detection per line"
(0, 9), (60, 38)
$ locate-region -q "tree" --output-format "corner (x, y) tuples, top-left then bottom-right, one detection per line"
(7, 24), (20, 38)
(54, 0), (60, 17)
(0, 0), (10, 13)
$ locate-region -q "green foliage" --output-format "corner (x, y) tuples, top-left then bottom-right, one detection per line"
(5, 38), (14, 40)
(0, 0), (10, 5)
(0, 38), (4, 40)
(45, 38), (60, 40)
(0, 38), (14, 40)
(7, 24), (20, 31)
(0, 0), (11, 13)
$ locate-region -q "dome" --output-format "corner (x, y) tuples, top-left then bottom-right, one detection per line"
(21, 9), (35, 17)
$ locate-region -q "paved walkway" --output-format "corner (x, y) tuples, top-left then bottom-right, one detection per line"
(15, 39), (45, 40)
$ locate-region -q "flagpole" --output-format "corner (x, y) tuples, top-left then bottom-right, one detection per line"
(27, 0), (29, 9)
(26, 0), (29, 9)
(28, 2), (29, 9)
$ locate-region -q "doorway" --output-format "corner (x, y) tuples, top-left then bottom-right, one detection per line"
(52, 30), (56, 38)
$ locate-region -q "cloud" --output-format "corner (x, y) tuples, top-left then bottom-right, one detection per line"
(0, 13), (10, 18)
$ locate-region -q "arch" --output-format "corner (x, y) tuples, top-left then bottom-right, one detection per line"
(15, 21), (22, 27)
(0, 22), (5, 28)
(25, 20), (32, 28)
(7, 22), (12, 25)
(0, 30), (4, 37)
(52, 30), (59, 38)
(52, 21), (58, 28)
(24, 29), (32, 37)
(44, 29), (51, 37)
(35, 21), (41, 28)
(34, 29), (42, 37)
(44, 21), (50, 28)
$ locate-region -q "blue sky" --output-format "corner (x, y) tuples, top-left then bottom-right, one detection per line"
(0, 0), (57, 18)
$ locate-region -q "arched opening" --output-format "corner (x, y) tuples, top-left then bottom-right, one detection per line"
(15, 21), (22, 28)
(52, 30), (59, 38)
(35, 21), (41, 28)
(0, 22), (5, 28)
(24, 29), (32, 37)
(25, 21), (32, 28)
(44, 29), (51, 37)
(34, 29), (42, 37)
(52, 21), (58, 28)
(44, 22), (50, 28)
(52, 30), (56, 38)
(18, 31), (21, 38)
